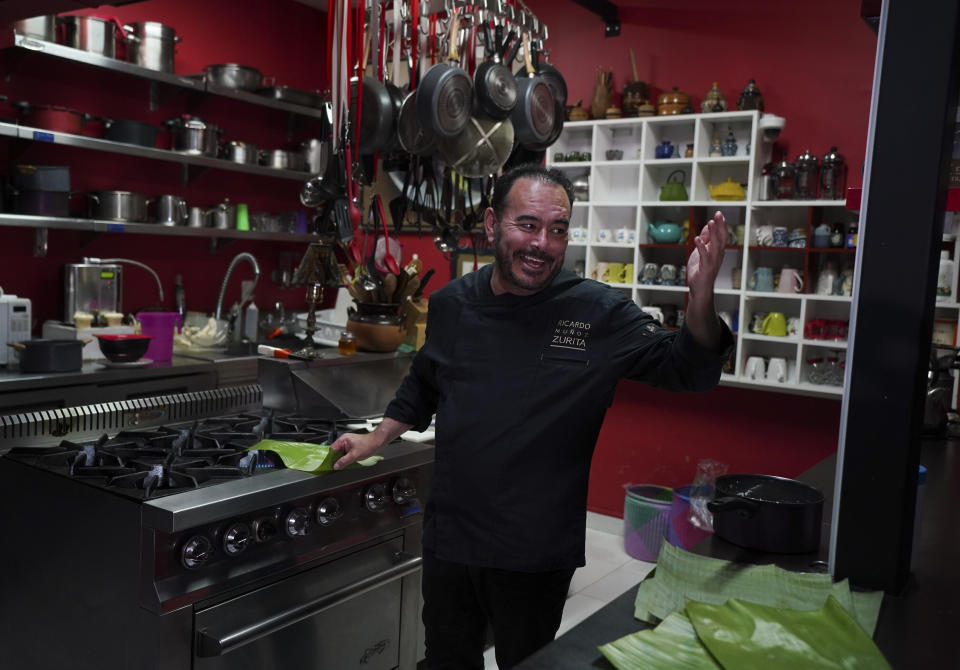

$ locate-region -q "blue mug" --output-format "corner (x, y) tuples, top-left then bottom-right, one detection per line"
(748, 267), (775, 292)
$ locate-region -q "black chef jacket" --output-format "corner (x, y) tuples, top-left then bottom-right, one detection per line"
(384, 265), (732, 571)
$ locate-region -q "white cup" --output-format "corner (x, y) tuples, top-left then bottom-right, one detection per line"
(767, 357), (788, 383)
(745, 356), (766, 380)
(596, 228), (612, 243)
(754, 224), (774, 246)
(569, 226), (587, 242)
(641, 306), (664, 323)
(614, 227), (636, 244)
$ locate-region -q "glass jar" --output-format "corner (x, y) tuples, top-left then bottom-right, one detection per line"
(820, 146), (847, 200)
(338, 330), (357, 356)
(772, 159), (797, 199)
(795, 149), (819, 199)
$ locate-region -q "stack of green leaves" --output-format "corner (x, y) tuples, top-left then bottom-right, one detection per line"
(250, 440), (382, 473)
(599, 597), (892, 670)
(598, 543), (890, 670)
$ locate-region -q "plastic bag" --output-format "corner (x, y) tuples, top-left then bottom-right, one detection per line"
(688, 459), (728, 531)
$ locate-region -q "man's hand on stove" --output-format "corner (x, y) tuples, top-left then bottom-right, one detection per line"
(331, 417), (412, 470)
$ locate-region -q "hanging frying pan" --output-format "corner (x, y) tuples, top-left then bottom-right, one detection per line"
(473, 23), (517, 120)
(531, 39), (567, 107)
(438, 115), (515, 178)
(352, 75), (395, 155)
(416, 11), (473, 139)
(522, 97), (565, 153)
(509, 33), (556, 149)
(398, 91), (437, 156)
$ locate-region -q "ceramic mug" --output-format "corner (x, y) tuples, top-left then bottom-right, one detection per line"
(744, 356), (766, 380)
(731, 267), (742, 289)
(658, 264), (678, 285)
(761, 311), (788, 337)
(573, 260), (585, 278)
(754, 224), (774, 246)
(569, 226), (587, 242)
(624, 263), (635, 283)
(735, 224), (746, 246)
(778, 267), (804, 293)
(615, 227), (636, 244)
(817, 268), (838, 295)
(748, 267), (775, 291)
(596, 228), (612, 243)
(787, 316), (801, 337)
(640, 262), (659, 284)
(641, 306), (664, 323)
(772, 226), (788, 247)
(606, 262), (625, 283)
(591, 262), (609, 281)
(751, 312), (767, 334)
(767, 357), (788, 383)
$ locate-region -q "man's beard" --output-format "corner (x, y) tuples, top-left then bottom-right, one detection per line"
(493, 225), (563, 293)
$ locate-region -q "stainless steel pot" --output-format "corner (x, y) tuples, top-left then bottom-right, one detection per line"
(14, 16), (55, 41)
(187, 206), (208, 228)
(59, 16), (124, 58)
(155, 194), (187, 226)
(210, 200), (236, 229)
(123, 22), (180, 73)
(204, 64), (264, 91)
(300, 138), (329, 174)
(224, 141), (259, 165)
(166, 116), (221, 157)
(90, 191), (151, 223)
(260, 149), (307, 171)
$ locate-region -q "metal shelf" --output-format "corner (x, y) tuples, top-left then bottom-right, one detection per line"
(0, 212), (318, 243)
(9, 122), (311, 182)
(9, 33), (327, 120)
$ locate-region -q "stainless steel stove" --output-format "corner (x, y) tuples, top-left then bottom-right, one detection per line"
(0, 373), (432, 670)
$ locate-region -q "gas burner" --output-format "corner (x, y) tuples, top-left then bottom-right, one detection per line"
(109, 464), (199, 499)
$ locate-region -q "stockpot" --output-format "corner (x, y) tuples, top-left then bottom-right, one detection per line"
(89, 191), (151, 223)
(58, 16), (125, 58)
(260, 149), (307, 171)
(224, 141), (259, 165)
(166, 116), (222, 157)
(123, 22), (180, 73)
(13, 16), (55, 41)
(155, 194), (187, 225)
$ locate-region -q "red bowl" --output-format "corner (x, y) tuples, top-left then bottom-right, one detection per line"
(95, 334), (152, 362)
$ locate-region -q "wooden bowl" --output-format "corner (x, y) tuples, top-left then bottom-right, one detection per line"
(346, 319), (406, 352)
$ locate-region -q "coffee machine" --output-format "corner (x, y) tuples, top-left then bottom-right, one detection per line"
(63, 262), (123, 324)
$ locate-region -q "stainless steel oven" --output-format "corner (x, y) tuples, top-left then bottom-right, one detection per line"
(0, 383), (432, 670)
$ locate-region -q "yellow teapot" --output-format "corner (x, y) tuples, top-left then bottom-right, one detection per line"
(708, 178), (746, 201)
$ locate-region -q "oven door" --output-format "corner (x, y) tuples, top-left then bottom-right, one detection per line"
(193, 538), (421, 670)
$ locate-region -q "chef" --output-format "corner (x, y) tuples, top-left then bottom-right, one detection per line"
(331, 164), (733, 669)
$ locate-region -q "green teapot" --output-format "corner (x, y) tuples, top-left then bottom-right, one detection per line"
(659, 169), (688, 201)
(647, 221), (683, 243)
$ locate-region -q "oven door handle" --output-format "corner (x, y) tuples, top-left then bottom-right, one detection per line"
(196, 552), (423, 657)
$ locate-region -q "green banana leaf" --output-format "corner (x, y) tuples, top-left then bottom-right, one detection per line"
(599, 612), (723, 670)
(686, 597), (893, 670)
(634, 543), (881, 635)
(250, 440), (382, 473)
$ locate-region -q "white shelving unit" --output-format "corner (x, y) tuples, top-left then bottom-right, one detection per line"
(548, 111), (855, 398)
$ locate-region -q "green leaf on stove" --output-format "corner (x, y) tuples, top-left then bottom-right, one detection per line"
(250, 440), (383, 473)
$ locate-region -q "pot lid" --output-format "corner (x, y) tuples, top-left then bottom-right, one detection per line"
(796, 149), (818, 167)
(822, 146), (844, 166)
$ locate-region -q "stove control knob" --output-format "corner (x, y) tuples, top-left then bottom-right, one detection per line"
(252, 516), (278, 543)
(391, 477), (417, 505)
(181, 534), (213, 570)
(316, 497), (342, 525)
(285, 506), (312, 537)
(364, 482), (389, 512)
(222, 522), (252, 557)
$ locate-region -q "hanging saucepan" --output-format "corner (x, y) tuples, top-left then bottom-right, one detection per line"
(352, 75), (396, 155)
(416, 12), (473, 140)
(522, 97), (565, 153)
(707, 474), (824, 554)
(473, 23), (517, 120)
(398, 91), (437, 157)
(509, 34), (556, 149)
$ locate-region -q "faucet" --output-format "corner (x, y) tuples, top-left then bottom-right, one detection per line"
(214, 253), (261, 324)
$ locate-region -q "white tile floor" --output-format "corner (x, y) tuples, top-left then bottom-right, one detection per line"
(482, 512), (655, 669)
